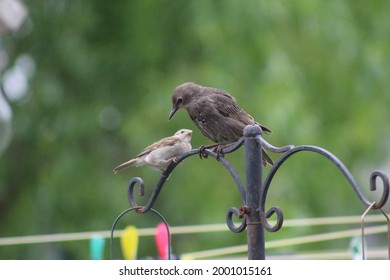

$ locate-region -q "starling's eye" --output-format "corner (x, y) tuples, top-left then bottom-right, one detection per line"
(177, 97), (183, 105)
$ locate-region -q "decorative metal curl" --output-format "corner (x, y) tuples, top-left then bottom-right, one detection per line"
(369, 171), (390, 209)
(259, 206), (284, 232)
(226, 207), (248, 233)
(259, 139), (390, 233)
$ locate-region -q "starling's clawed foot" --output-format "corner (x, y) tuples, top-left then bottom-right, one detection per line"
(212, 145), (226, 159)
(198, 144), (229, 159)
(198, 145), (208, 159)
(213, 143), (239, 159)
(198, 144), (220, 159)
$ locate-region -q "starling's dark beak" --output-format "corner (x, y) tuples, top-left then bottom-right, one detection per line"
(168, 107), (178, 120)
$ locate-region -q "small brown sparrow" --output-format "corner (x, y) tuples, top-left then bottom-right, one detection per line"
(168, 82), (273, 166)
(113, 129), (192, 173)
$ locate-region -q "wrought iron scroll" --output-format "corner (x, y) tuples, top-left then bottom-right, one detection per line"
(258, 137), (390, 233)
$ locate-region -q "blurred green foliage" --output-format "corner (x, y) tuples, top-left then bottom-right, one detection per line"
(0, 0), (389, 259)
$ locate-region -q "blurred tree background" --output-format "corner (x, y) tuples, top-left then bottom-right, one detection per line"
(0, 0), (389, 259)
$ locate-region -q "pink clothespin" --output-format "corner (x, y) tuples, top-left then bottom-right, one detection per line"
(154, 222), (170, 260)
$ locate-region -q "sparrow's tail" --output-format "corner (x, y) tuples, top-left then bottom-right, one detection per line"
(113, 158), (139, 174)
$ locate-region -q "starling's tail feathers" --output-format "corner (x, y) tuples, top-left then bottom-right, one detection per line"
(258, 123), (272, 134)
(262, 148), (274, 166)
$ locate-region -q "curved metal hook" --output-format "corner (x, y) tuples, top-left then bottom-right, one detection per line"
(260, 145), (390, 233)
(369, 171), (390, 209)
(127, 177), (145, 210)
(110, 206), (172, 260)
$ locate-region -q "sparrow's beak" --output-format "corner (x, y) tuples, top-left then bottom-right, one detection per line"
(168, 107), (178, 120)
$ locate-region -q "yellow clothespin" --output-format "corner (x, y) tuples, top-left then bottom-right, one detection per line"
(120, 226), (139, 260)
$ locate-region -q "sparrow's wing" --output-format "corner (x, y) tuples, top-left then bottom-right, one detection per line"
(136, 136), (179, 158)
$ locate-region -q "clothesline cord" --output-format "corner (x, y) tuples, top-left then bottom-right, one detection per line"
(0, 214), (387, 246)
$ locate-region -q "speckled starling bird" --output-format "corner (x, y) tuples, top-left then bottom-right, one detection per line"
(113, 129), (192, 173)
(168, 82), (273, 165)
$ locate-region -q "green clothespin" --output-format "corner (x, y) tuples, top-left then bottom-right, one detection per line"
(90, 235), (106, 260)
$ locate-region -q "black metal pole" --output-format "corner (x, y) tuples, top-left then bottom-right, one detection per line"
(244, 124), (265, 260)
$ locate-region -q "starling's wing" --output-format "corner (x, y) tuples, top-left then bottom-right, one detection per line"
(207, 89), (256, 123)
(207, 88), (272, 134)
(136, 136), (179, 158)
(206, 87), (237, 102)
(205, 88), (246, 116)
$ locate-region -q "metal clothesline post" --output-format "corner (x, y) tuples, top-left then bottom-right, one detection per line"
(244, 125), (265, 260)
